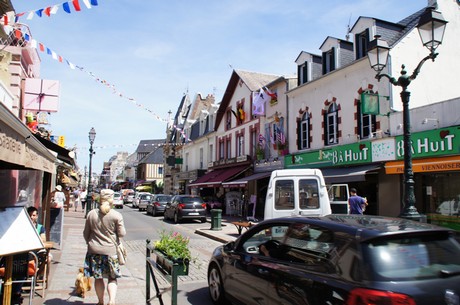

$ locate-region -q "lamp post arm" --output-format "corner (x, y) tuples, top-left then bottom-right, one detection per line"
(409, 52), (438, 81)
(375, 73), (398, 85)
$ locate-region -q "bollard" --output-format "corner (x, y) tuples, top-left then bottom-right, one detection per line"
(210, 209), (222, 231)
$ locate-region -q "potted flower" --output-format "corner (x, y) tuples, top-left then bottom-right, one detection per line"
(153, 230), (192, 275)
(255, 144), (265, 160)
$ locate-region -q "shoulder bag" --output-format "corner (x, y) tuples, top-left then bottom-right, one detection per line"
(98, 214), (127, 265)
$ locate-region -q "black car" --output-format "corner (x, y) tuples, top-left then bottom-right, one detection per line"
(164, 195), (207, 223)
(146, 194), (172, 216)
(207, 215), (460, 305)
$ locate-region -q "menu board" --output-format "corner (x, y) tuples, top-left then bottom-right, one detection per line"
(49, 207), (63, 248)
(0, 207), (44, 256)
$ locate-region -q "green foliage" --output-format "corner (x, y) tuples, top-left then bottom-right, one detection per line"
(154, 230), (192, 261)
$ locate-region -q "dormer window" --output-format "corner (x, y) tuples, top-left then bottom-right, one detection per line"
(355, 29), (370, 59)
(322, 48), (335, 74)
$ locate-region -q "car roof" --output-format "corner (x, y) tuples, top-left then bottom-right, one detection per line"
(262, 215), (452, 241)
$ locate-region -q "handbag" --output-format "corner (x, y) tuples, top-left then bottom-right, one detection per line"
(99, 215), (127, 265)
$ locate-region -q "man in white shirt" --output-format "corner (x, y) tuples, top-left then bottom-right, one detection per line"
(79, 189), (88, 212)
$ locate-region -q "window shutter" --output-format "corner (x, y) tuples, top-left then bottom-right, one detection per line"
(330, 47), (336, 70)
(297, 65), (302, 86)
(297, 120), (301, 150)
(323, 112), (328, 146)
(322, 52), (327, 75)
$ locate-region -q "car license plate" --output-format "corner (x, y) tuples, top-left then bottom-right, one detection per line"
(189, 212), (199, 215)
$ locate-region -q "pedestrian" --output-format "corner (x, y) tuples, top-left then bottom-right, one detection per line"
(83, 189), (126, 305)
(348, 188), (367, 215)
(80, 189), (88, 212)
(52, 185), (66, 208)
(74, 188), (81, 212)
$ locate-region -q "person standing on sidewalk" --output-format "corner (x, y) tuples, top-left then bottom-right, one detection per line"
(52, 185), (66, 208)
(79, 189), (87, 212)
(83, 189), (126, 305)
(348, 188), (367, 215)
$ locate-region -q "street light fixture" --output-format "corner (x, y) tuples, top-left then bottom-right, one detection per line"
(367, 7), (447, 221)
(85, 127), (96, 218)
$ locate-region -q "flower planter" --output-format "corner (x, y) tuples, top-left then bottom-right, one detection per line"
(153, 249), (189, 276)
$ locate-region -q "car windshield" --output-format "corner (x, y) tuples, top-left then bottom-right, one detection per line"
(142, 195), (153, 200)
(157, 196), (172, 202)
(362, 232), (460, 281)
(114, 193), (121, 199)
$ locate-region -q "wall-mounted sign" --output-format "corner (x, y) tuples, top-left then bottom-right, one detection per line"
(23, 78), (60, 112)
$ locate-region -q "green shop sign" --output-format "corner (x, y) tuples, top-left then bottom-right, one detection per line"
(285, 126), (460, 168)
(395, 126), (460, 160)
(285, 141), (372, 168)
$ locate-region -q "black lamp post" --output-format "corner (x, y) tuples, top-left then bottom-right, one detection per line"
(85, 127), (96, 218)
(367, 7), (447, 220)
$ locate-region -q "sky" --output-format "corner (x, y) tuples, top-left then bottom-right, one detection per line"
(11, 0), (427, 175)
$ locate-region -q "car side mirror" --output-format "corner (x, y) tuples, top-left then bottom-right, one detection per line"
(223, 241), (235, 252)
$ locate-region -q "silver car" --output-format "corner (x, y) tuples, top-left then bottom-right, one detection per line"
(138, 193), (153, 211)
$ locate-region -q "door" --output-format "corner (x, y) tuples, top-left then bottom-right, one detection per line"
(328, 184), (349, 214)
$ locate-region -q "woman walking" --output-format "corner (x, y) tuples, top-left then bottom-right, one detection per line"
(83, 189), (126, 305)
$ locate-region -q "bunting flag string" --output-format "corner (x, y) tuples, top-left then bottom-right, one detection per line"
(75, 142), (185, 151)
(2, 0), (99, 24)
(6, 25), (193, 142)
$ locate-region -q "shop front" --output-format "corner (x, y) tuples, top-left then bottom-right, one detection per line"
(188, 156), (251, 214)
(0, 103), (57, 241)
(174, 169), (206, 195)
(385, 127), (460, 230)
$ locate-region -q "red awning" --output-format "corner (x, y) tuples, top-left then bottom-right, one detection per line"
(188, 165), (249, 188)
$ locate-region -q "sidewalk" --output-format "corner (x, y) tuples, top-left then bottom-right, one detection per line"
(29, 209), (246, 305)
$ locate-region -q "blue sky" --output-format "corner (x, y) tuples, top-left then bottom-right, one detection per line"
(12, 0), (427, 174)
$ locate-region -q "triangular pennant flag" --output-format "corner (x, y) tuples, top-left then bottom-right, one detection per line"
(3, 15), (8, 26)
(72, 0), (82, 11)
(39, 43), (45, 52)
(44, 7), (52, 17)
(63, 2), (71, 13)
(90, 0), (98, 5)
(14, 29), (22, 39)
(47, 48), (52, 55)
(24, 33), (30, 41)
(27, 12), (34, 20)
(52, 51), (58, 60)
(30, 39), (37, 48)
(58, 56), (63, 63)
(82, 0), (91, 9)
(36, 9), (43, 17)
(50, 5), (59, 14)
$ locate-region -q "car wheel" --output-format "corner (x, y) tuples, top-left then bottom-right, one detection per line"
(174, 213), (179, 224)
(208, 264), (229, 305)
(152, 208), (157, 217)
(201, 217), (206, 223)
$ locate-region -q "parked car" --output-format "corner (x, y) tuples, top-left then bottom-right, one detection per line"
(207, 215), (460, 305)
(132, 191), (149, 208)
(138, 193), (154, 211)
(164, 195), (207, 223)
(122, 189), (135, 205)
(113, 191), (123, 209)
(146, 194), (172, 216)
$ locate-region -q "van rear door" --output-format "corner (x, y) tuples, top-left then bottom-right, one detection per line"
(328, 184), (349, 214)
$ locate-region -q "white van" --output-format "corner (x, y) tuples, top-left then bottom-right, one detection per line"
(328, 184), (350, 214)
(264, 169), (332, 220)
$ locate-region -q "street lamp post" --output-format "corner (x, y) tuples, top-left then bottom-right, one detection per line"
(85, 127), (97, 218)
(367, 7), (447, 221)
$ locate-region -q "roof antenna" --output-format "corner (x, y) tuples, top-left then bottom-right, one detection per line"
(345, 14), (352, 41)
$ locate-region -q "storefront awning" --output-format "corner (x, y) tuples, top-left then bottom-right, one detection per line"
(0, 103), (56, 173)
(222, 171), (272, 188)
(189, 165), (249, 188)
(321, 165), (381, 184)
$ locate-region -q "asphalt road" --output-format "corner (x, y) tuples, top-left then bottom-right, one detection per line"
(117, 204), (222, 305)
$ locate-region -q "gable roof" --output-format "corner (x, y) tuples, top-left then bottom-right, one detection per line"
(215, 69), (280, 129)
(136, 139), (164, 154)
(138, 146), (164, 164)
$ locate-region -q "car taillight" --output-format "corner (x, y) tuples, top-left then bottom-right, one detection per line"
(178, 203), (185, 209)
(346, 288), (415, 305)
(201, 203), (206, 209)
(154, 201), (161, 206)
